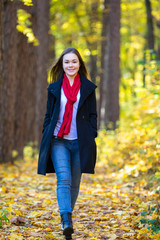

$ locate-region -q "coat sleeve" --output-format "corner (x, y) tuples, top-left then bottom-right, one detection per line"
(89, 90), (97, 138)
(42, 89), (55, 133)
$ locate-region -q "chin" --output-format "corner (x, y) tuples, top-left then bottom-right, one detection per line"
(67, 73), (77, 77)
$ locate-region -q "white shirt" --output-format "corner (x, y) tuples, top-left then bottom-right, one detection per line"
(54, 88), (80, 140)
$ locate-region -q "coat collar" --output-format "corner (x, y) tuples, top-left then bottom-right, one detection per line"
(78, 73), (97, 110)
(48, 74), (63, 98)
(48, 73), (97, 110)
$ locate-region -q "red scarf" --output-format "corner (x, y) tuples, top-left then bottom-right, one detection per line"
(57, 73), (81, 138)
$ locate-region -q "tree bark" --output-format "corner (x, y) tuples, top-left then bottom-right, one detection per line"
(145, 0), (154, 50)
(98, 0), (110, 129)
(49, 34), (56, 64)
(104, 0), (120, 130)
(89, 1), (99, 84)
(14, 32), (30, 156)
(0, 0), (50, 162)
(155, 19), (160, 60)
(157, 46), (160, 60)
(0, 0), (3, 92)
(25, 4), (37, 144)
(0, 0), (18, 163)
(34, 0), (49, 144)
(13, 2), (41, 157)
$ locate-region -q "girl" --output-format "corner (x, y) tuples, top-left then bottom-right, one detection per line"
(38, 47), (97, 239)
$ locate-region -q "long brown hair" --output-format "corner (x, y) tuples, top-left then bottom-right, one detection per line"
(50, 48), (89, 82)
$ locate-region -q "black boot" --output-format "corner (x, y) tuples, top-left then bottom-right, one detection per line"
(65, 234), (72, 239)
(61, 212), (74, 236)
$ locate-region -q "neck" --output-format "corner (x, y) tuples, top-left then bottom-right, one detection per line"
(66, 74), (77, 86)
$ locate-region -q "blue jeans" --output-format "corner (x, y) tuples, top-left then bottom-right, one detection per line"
(51, 138), (81, 215)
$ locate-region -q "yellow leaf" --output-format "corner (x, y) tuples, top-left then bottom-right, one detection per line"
(134, 198), (140, 204)
(43, 199), (52, 205)
(1, 186), (7, 193)
(28, 211), (43, 218)
(121, 225), (131, 232)
(8, 233), (23, 240)
(45, 227), (52, 231)
(107, 233), (117, 240)
(113, 224), (119, 228)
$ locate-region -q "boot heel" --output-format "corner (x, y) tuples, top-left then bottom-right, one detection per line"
(63, 226), (73, 235)
(65, 234), (72, 239)
(61, 213), (74, 236)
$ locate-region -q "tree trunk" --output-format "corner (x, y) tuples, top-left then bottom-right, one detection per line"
(142, 51), (146, 88)
(145, 0), (154, 50)
(157, 46), (160, 60)
(25, 4), (37, 144)
(89, 54), (97, 84)
(104, 0), (120, 130)
(14, 31), (30, 156)
(155, 19), (160, 60)
(13, 2), (41, 157)
(0, 1), (18, 163)
(0, 0), (3, 151)
(98, 0), (110, 129)
(89, 1), (99, 84)
(49, 34), (56, 65)
(0, 0), (3, 92)
(34, 0), (49, 144)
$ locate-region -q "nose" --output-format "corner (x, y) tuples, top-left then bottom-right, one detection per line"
(69, 62), (73, 67)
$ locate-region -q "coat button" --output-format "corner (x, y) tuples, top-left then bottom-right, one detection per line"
(82, 115), (85, 119)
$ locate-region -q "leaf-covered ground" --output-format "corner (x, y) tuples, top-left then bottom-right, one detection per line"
(0, 88), (160, 240)
(0, 157), (159, 240)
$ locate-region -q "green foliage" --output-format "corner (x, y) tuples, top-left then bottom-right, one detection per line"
(50, 0), (102, 62)
(137, 49), (160, 85)
(140, 205), (160, 234)
(97, 86), (160, 181)
(49, 0), (160, 95)
(153, 172), (160, 193)
(154, 171), (160, 181)
(17, 9), (38, 45)
(120, 0), (160, 105)
(0, 210), (10, 227)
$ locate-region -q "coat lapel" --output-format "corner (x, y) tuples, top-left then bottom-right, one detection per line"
(78, 74), (97, 111)
(48, 75), (63, 98)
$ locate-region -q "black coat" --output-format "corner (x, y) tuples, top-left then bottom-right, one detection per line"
(37, 73), (97, 175)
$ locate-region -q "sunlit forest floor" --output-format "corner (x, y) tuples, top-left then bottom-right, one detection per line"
(0, 89), (160, 240)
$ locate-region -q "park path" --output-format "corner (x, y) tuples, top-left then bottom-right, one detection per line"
(0, 156), (159, 240)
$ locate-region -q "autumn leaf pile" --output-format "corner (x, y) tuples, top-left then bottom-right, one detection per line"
(0, 89), (160, 239)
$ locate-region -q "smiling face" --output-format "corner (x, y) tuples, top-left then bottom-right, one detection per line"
(62, 53), (80, 79)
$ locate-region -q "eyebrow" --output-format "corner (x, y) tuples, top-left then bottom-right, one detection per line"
(64, 59), (78, 61)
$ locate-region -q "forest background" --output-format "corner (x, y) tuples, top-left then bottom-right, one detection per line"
(0, 0), (160, 239)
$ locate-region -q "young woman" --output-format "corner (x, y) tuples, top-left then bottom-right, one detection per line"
(37, 48), (97, 239)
